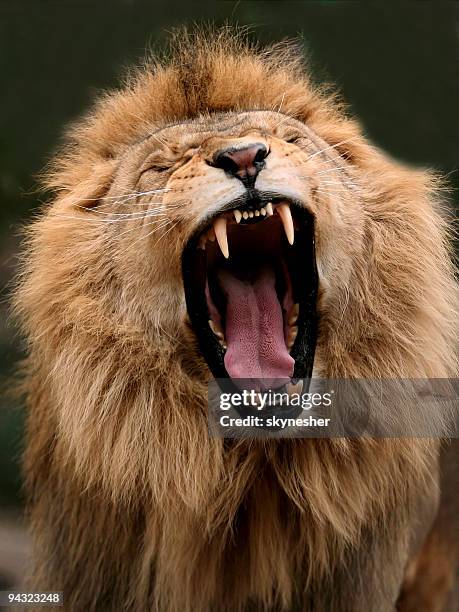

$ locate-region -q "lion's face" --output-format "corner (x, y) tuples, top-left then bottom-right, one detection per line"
(85, 109), (363, 392)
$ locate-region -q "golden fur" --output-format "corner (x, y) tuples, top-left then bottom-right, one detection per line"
(13, 29), (458, 611)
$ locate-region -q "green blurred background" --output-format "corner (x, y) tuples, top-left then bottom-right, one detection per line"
(0, 0), (458, 521)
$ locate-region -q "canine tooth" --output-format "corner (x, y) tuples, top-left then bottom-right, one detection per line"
(243, 211), (249, 220)
(213, 216), (229, 259)
(209, 319), (224, 340)
(288, 303), (299, 325)
(255, 210), (260, 217)
(287, 325), (298, 349)
(234, 209), (242, 223)
(249, 211), (254, 218)
(260, 207), (267, 216)
(266, 202), (274, 216)
(277, 203), (295, 245)
(286, 380), (303, 397)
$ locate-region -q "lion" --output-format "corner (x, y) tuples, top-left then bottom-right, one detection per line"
(13, 28), (458, 611)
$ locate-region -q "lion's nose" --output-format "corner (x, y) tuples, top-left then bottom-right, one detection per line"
(213, 143), (269, 187)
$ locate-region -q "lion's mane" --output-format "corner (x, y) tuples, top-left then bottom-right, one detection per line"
(13, 28), (457, 611)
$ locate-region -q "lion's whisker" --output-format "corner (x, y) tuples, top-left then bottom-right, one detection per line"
(151, 219), (180, 247)
(117, 217), (173, 251)
(299, 175), (360, 192)
(93, 190), (171, 209)
(305, 137), (358, 162)
(67, 202), (183, 220)
(96, 199), (165, 209)
(79, 188), (171, 204)
(274, 91), (286, 115)
(117, 216), (173, 238)
(147, 132), (169, 147)
(96, 197), (166, 209)
(78, 202), (182, 216)
(54, 210), (173, 224)
(312, 155), (351, 166)
(110, 188), (170, 198)
(119, 218), (177, 256)
(313, 188), (349, 198)
(74, 204), (170, 218)
(131, 201), (181, 209)
(316, 185), (347, 192)
(316, 166), (350, 175)
(313, 191), (341, 198)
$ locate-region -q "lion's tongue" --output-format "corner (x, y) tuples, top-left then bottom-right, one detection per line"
(219, 268), (294, 384)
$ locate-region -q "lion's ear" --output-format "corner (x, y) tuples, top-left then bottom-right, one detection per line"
(74, 159), (118, 209)
(48, 158), (117, 210)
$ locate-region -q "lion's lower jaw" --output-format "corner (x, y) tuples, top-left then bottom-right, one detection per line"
(25, 392), (438, 612)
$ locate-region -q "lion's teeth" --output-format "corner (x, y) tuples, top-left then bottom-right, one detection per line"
(255, 210), (260, 216)
(277, 203), (294, 245)
(286, 380), (303, 397)
(260, 207), (267, 216)
(234, 209), (242, 223)
(207, 227), (216, 242)
(198, 234), (207, 250)
(288, 303), (299, 325)
(287, 325), (298, 349)
(248, 211), (254, 218)
(209, 319), (225, 342)
(266, 202), (274, 216)
(242, 211), (249, 220)
(213, 216), (229, 259)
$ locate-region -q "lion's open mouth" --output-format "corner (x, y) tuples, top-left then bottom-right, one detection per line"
(182, 194), (318, 394)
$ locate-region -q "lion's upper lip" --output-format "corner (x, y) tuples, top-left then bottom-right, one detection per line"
(216, 189), (305, 215)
